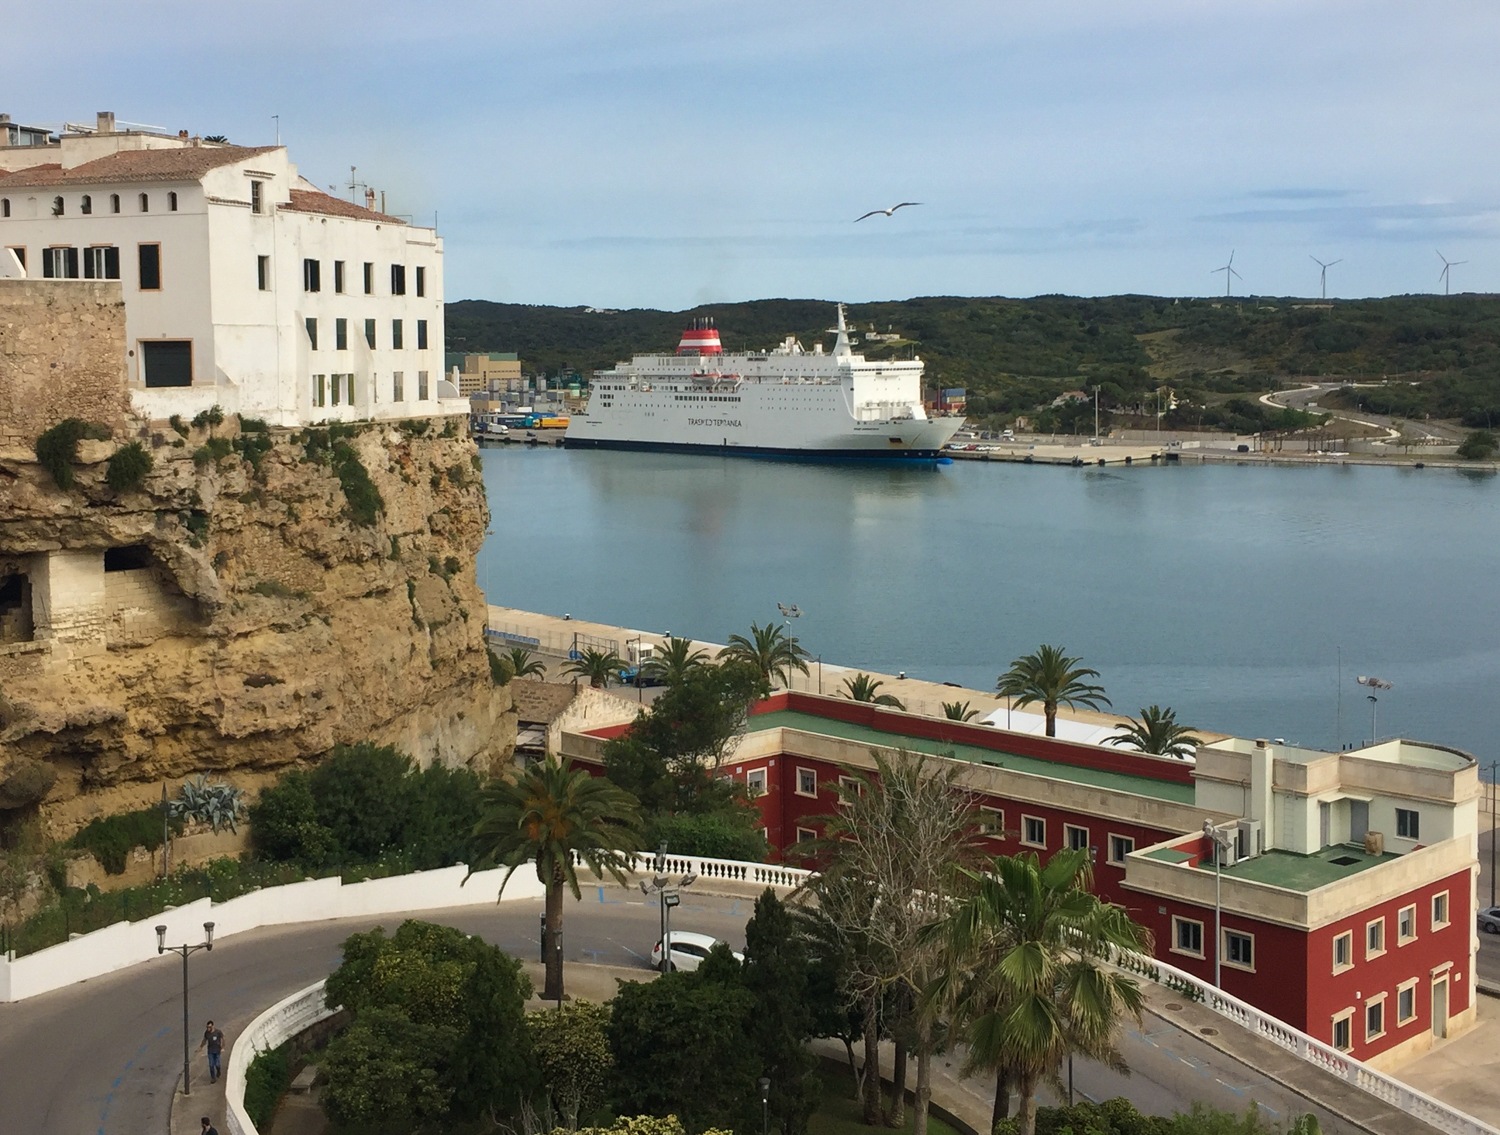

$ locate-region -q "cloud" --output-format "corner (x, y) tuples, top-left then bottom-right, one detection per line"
(1247, 189), (1364, 201)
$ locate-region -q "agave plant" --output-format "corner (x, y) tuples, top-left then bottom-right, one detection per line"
(170, 775), (246, 833)
(942, 700), (980, 721)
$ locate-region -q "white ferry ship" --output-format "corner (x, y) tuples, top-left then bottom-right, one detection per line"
(563, 305), (962, 459)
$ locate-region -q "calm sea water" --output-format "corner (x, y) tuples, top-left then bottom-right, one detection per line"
(477, 448), (1500, 763)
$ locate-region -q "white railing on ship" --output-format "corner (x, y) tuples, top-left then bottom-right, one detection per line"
(1112, 948), (1499, 1135)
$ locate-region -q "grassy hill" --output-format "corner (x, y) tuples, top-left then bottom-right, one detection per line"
(446, 294), (1500, 431)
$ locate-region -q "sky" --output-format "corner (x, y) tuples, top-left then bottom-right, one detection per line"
(8, 1), (1500, 310)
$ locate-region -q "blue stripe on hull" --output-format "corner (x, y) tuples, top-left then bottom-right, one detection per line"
(562, 436), (946, 463)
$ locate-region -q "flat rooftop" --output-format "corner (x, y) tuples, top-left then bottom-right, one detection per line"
(1142, 842), (1400, 892)
(745, 708), (1196, 804)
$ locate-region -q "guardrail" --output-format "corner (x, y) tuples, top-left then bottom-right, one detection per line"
(225, 980), (336, 1135)
(1114, 949), (1499, 1135)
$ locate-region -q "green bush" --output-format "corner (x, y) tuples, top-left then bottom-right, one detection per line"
(399, 419), (431, 437)
(243, 1042), (293, 1130)
(1456, 430), (1497, 461)
(105, 441), (153, 492)
(69, 806), (181, 875)
(35, 419), (110, 489)
(489, 651), (513, 686)
(234, 431), (274, 471)
(646, 812), (769, 863)
(238, 415), (270, 433)
(331, 441), (384, 526)
(192, 404), (225, 430)
(169, 414), (189, 438)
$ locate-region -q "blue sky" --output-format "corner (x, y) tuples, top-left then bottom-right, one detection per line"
(9, 1), (1499, 309)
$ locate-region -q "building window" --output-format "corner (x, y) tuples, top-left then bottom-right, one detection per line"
(1333, 930), (1353, 973)
(1366, 917), (1385, 959)
(343, 373), (355, 404)
(334, 260), (345, 293)
(364, 318), (376, 348)
(52, 195), (63, 216)
(1365, 995), (1386, 1042)
(1224, 929), (1255, 971)
(795, 767), (817, 797)
(257, 255), (270, 291)
(392, 319), (403, 349)
(746, 768), (767, 797)
(418, 370), (429, 399)
(312, 374), (326, 408)
(139, 193), (149, 212)
(1064, 824), (1089, 852)
(1432, 891), (1450, 930)
(415, 265), (426, 296)
(110, 193), (120, 214)
(1021, 815), (1046, 848)
(167, 191), (178, 212)
(335, 318), (348, 351)
(1397, 980), (1418, 1026)
(330, 371), (341, 406)
(43, 247), (79, 279)
(84, 246), (120, 280)
(1398, 905), (1416, 945)
(305, 318), (318, 350)
(390, 264), (406, 295)
(417, 319), (428, 350)
(978, 806), (1004, 836)
(796, 826), (817, 844)
(1171, 917), (1204, 958)
(392, 371), (404, 401)
(80, 194), (92, 215)
(363, 261), (374, 294)
(6, 247), (24, 271)
(141, 341), (192, 387)
(836, 775), (862, 806)
(1, 198), (9, 218)
(303, 258), (321, 292)
(1108, 834), (1135, 865)
(138, 244), (161, 290)
(250, 180), (264, 214)
(1332, 1010), (1353, 1052)
(1396, 809), (1420, 840)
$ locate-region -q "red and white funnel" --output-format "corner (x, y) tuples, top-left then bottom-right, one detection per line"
(676, 317), (723, 356)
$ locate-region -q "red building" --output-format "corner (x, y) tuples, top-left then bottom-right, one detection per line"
(564, 691), (1480, 1069)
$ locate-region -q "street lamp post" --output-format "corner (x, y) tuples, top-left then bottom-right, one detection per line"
(639, 842), (697, 974)
(1355, 675), (1392, 746)
(1367, 695), (1378, 744)
(157, 921), (215, 1096)
(1202, 822), (1232, 989)
(777, 603), (802, 692)
(759, 1075), (771, 1135)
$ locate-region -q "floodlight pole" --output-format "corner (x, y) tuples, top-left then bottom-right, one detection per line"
(156, 921), (214, 1096)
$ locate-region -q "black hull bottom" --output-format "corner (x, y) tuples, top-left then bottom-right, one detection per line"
(562, 437), (945, 463)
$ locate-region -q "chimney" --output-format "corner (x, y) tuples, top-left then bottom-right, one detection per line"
(365, 187), (376, 211)
(96, 111), (115, 134)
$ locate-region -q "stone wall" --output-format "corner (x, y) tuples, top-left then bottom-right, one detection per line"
(0, 280), (132, 449)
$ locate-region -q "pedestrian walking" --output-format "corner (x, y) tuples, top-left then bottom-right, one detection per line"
(197, 1020), (225, 1084)
(200, 1118), (220, 1135)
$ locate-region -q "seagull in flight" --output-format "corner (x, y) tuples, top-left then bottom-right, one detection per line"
(854, 201), (921, 222)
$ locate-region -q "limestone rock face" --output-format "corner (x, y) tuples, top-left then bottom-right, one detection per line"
(0, 417), (514, 834)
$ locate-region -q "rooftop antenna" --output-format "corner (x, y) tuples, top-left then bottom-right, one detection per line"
(346, 165), (370, 205)
(1436, 250), (1466, 296)
(1212, 250), (1241, 297)
(1310, 255), (1342, 300)
(272, 114), (279, 146)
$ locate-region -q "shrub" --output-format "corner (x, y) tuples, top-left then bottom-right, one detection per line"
(530, 1000), (613, 1123)
(489, 651), (513, 686)
(443, 555), (461, 576)
(169, 414), (189, 438)
(249, 579), (300, 599)
(399, 419), (431, 437)
(35, 419), (110, 489)
(234, 431), (274, 471)
(105, 441), (153, 492)
(646, 811), (769, 863)
(331, 441), (383, 526)
(243, 1042), (293, 1130)
(1456, 430), (1497, 461)
(192, 436), (233, 468)
(238, 415), (269, 433)
(183, 511), (210, 547)
(191, 404), (225, 430)
(69, 806), (181, 875)
(248, 771), (335, 866)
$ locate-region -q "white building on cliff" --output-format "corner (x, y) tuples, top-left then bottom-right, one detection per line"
(0, 112), (463, 426)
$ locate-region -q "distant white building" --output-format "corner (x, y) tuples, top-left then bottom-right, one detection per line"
(0, 112), (462, 426)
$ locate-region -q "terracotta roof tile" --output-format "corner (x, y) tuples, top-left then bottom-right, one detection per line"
(281, 188), (406, 225)
(0, 145), (280, 188)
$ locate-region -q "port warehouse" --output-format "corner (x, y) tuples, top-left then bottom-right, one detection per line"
(562, 691), (1480, 1070)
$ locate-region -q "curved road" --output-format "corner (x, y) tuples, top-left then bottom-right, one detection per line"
(0, 886), (1354, 1135)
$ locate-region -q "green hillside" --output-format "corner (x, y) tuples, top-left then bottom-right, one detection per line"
(446, 294), (1500, 431)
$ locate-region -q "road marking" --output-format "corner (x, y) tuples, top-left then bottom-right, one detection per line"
(1216, 1078), (1245, 1096)
(98, 1028), (168, 1134)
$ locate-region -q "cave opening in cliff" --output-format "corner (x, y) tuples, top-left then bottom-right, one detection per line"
(0, 572), (34, 643)
(103, 545), (153, 572)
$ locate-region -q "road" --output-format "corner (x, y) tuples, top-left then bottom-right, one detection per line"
(0, 884), (1371, 1135)
(1259, 382), (1465, 444)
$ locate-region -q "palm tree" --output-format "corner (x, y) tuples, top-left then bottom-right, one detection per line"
(1106, 705), (1203, 759)
(505, 647), (547, 680)
(932, 849), (1149, 1135)
(996, 644), (1110, 737)
(841, 673), (906, 711)
(720, 621), (810, 688)
(563, 646), (624, 688)
(642, 635), (709, 686)
(942, 701), (980, 721)
(467, 757), (643, 1000)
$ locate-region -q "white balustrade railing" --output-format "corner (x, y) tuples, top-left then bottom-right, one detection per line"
(1113, 948), (1499, 1135)
(224, 979), (336, 1135)
(611, 850), (813, 891)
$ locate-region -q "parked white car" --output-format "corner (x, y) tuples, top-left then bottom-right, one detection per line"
(650, 931), (743, 972)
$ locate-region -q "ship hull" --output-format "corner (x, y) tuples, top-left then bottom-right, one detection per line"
(562, 435), (951, 461)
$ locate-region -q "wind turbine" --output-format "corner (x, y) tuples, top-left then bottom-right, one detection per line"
(1310, 255), (1342, 300)
(1212, 250), (1242, 297)
(1436, 250), (1467, 296)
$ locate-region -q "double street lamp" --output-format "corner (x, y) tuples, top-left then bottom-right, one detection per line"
(157, 921), (214, 1096)
(639, 843), (697, 973)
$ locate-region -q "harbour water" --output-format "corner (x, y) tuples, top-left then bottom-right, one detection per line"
(477, 447), (1500, 762)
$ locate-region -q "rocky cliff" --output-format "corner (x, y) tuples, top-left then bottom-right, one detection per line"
(0, 287), (513, 835)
